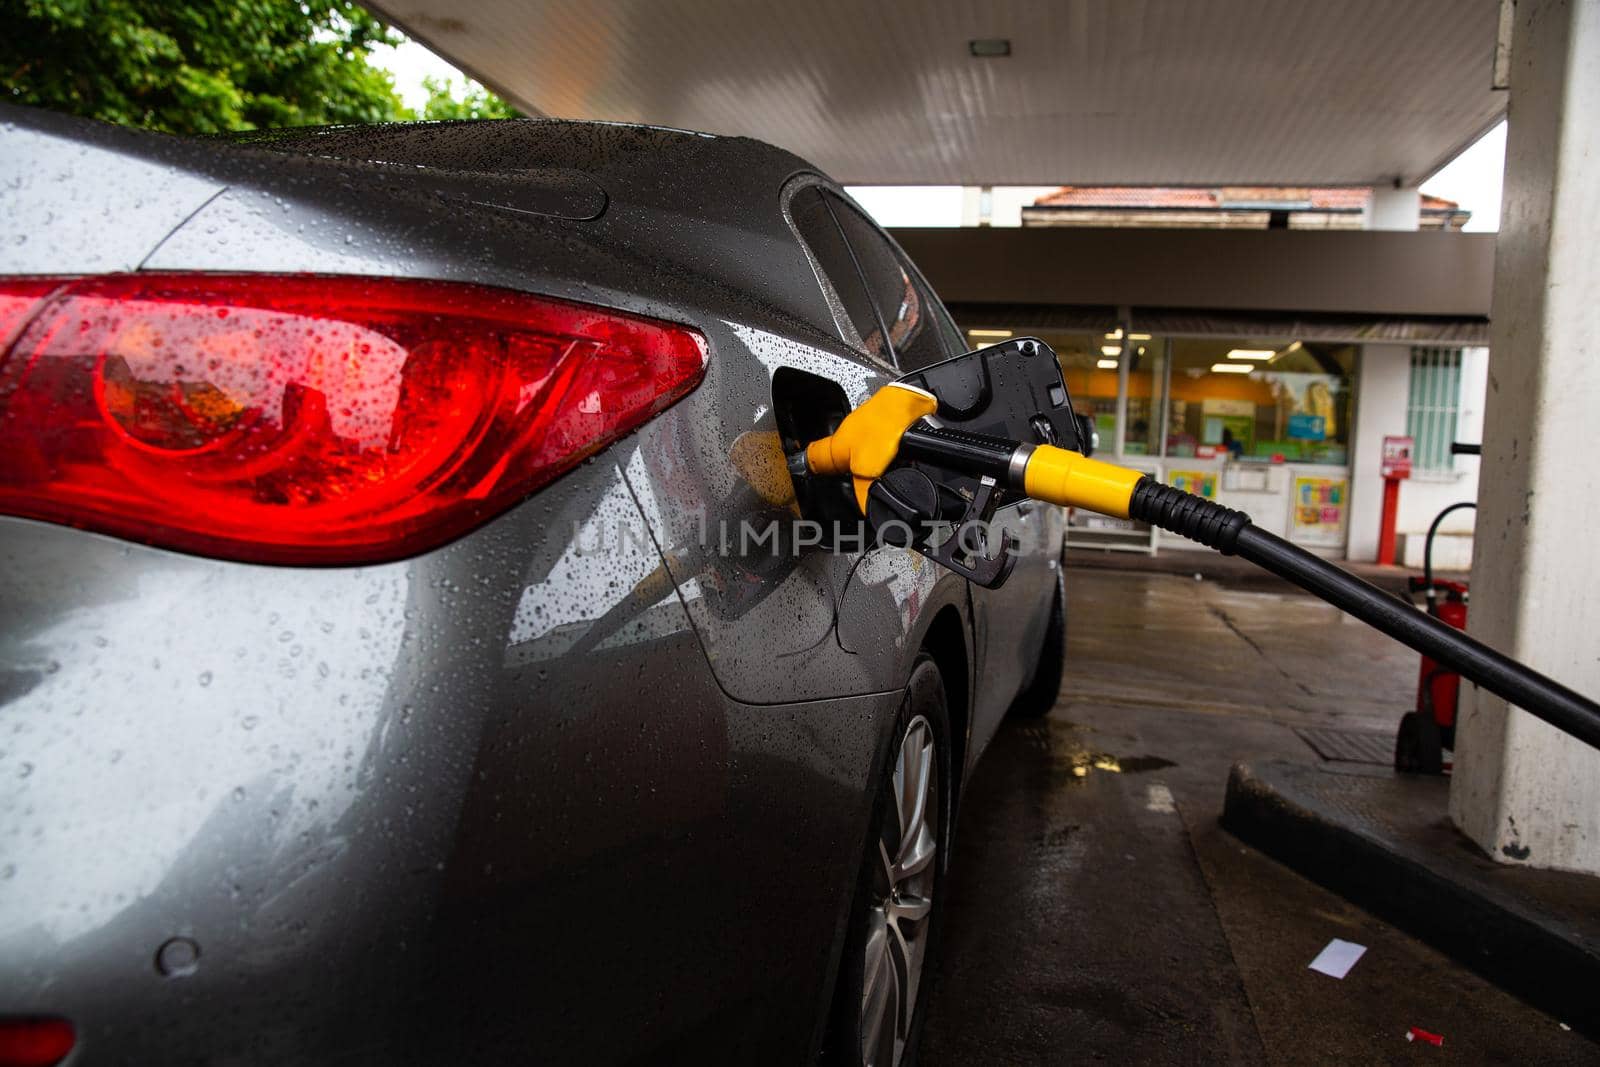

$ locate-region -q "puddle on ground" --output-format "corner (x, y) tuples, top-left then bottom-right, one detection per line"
(1020, 720), (1179, 781)
(1117, 755), (1179, 774)
(1063, 751), (1178, 778)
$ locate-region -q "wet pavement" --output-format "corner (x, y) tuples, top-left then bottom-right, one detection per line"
(922, 568), (1597, 1065)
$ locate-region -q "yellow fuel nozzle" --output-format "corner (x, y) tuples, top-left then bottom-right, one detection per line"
(801, 382), (938, 512)
(1019, 444), (1144, 519)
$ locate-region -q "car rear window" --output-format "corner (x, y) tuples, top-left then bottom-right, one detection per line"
(790, 186), (895, 364)
(822, 192), (953, 372)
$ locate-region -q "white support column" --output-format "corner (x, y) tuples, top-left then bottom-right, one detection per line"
(1450, 0), (1600, 874)
(1346, 344), (1411, 562)
(959, 187), (982, 227)
(1365, 184), (1422, 230)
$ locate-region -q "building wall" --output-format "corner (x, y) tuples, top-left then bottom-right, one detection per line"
(1394, 346), (1486, 569)
(1347, 344), (1486, 566)
(894, 226), (1496, 318)
(1347, 344), (1411, 562)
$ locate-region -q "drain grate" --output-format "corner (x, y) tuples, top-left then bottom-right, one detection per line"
(1294, 726), (1394, 766)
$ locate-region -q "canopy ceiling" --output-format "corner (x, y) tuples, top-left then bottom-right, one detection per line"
(369, 0), (1507, 186)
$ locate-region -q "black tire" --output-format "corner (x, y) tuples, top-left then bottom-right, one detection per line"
(1008, 571), (1066, 719)
(826, 655), (952, 1067)
(1395, 711), (1444, 775)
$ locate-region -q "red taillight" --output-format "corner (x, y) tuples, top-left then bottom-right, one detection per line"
(0, 1018), (74, 1067)
(0, 274), (706, 564)
(0, 280), (61, 350)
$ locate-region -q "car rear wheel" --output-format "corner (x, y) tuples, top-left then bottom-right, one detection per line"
(830, 656), (951, 1067)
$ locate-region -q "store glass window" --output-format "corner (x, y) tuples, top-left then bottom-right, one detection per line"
(1165, 338), (1354, 465)
(1104, 330), (1165, 456)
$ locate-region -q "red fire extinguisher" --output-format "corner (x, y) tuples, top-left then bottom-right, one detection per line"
(1396, 500), (1476, 774)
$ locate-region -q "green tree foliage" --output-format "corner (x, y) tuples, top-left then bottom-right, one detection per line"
(1, 0), (519, 134)
(420, 75), (519, 121)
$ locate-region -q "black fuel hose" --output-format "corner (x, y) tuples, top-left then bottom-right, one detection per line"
(1423, 502), (1476, 597)
(824, 408), (1600, 751)
(1126, 477), (1600, 752)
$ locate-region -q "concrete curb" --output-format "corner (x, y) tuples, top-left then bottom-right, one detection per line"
(1221, 759), (1600, 1036)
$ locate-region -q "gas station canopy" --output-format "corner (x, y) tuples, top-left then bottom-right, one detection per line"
(369, 0), (1507, 186)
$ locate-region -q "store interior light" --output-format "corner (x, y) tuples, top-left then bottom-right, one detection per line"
(1226, 348), (1276, 361)
(1211, 362), (1255, 374)
(1105, 328), (1124, 340)
(968, 328), (1013, 339)
(1096, 358), (1119, 370)
(1128, 333), (1152, 341)
(1101, 344), (1122, 356)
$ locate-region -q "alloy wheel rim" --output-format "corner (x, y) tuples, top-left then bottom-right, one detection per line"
(860, 714), (938, 1067)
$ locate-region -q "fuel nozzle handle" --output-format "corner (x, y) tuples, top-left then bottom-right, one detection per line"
(800, 382), (939, 512)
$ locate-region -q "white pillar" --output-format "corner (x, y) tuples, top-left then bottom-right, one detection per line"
(1365, 184), (1421, 230)
(963, 185), (995, 227)
(1346, 344), (1411, 562)
(1450, 0), (1600, 874)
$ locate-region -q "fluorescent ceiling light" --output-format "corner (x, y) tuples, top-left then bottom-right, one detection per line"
(1128, 333), (1152, 341)
(1096, 358), (1119, 370)
(968, 328), (1013, 338)
(1104, 328), (1124, 340)
(1226, 348), (1276, 361)
(1211, 362), (1254, 374)
(1101, 344), (1122, 356)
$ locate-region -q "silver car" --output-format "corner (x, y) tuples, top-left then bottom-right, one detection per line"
(0, 106), (1065, 1066)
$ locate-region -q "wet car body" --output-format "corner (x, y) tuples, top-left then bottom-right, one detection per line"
(0, 106), (1065, 1063)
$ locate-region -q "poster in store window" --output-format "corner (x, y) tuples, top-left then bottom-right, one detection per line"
(1168, 469), (1217, 499)
(1291, 475), (1348, 542)
(1286, 413), (1327, 440)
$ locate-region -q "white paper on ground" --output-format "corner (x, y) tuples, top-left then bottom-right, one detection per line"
(1308, 938), (1367, 979)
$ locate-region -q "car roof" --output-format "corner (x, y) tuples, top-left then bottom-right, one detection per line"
(225, 118), (819, 222)
(218, 118), (846, 341)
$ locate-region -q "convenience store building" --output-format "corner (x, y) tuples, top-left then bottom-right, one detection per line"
(894, 189), (1494, 563)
